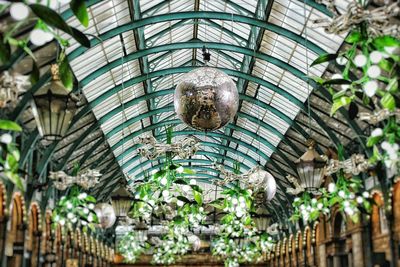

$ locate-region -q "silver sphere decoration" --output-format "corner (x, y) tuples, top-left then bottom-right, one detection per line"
(248, 168), (276, 201)
(188, 234), (201, 251)
(94, 203), (117, 229)
(174, 67), (239, 131)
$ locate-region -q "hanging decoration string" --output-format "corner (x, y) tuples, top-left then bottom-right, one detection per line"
(303, 0), (312, 137)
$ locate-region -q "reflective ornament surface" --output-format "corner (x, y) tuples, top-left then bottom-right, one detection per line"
(95, 203), (116, 229)
(174, 67), (239, 131)
(248, 168), (276, 201)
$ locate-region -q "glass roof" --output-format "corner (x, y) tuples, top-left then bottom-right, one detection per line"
(59, 0), (352, 203)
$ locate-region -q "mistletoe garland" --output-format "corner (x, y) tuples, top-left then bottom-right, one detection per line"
(0, 119), (24, 190)
(210, 184), (274, 267)
(52, 185), (98, 232)
(118, 231), (148, 263)
(291, 175), (371, 224)
(311, 14), (400, 179)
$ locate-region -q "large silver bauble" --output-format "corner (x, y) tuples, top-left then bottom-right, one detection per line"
(174, 67), (239, 131)
(248, 168), (276, 201)
(94, 203), (116, 229)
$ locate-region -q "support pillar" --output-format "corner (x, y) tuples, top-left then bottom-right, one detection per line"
(351, 231), (364, 267)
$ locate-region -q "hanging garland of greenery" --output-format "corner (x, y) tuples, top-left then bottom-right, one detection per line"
(118, 231), (149, 263)
(210, 184), (274, 267)
(51, 185), (98, 231)
(311, 25), (400, 179)
(0, 119), (24, 190)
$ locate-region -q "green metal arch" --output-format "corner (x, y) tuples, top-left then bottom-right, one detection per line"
(67, 11), (326, 61)
(128, 156), (249, 176)
(77, 41), (313, 107)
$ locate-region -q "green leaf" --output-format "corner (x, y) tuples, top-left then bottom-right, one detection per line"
(323, 79), (352, 85)
(182, 168), (196, 174)
(193, 190), (202, 205)
(29, 4), (90, 48)
(177, 196), (191, 203)
(0, 34), (10, 64)
(30, 60), (40, 85)
(4, 172), (24, 192)
(70, 0), (89, 27)
(386, 79), (398, 93)
(59, 56), (74, 91)
(0, 120), (22, 131)
(310, 53), (338, 67)
(190, 184), (202, 193)
(380, 92), (396, 111)
(379, 59), (393, 72)
(345, 31), (361, 43)
(85, 195), (96, 203)
(367, 135), (383, 147)
(373, 36), (400, 50)
(332, 89), (348, 100)
(330, 96), (351, 116)
(308, 76), (325, 84)
(174, 179), (188, 185)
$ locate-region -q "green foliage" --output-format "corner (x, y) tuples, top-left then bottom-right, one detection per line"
(51, 186), (98, 232)
(311, 27), (400, 178)
(211, 183), (273, 266)
(70, 0), (89, 28)
(291, 175), (372, 224)
(117, 232), (147, 263)
(0, 2), (91, 91)
(0, 120), (24, 191)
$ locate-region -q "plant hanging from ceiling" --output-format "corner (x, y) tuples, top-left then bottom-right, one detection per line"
(290, 146), (372, 224)
(0, 1), (91, 89)
(126, 127), (205, 264)
(117, 231), (149, 264)
(52, 185), (98, 232)
(0, 119), (24, 190)
(210, 183), (274, 267)
(310, 0), (400, 179)
(152, 218), (192, 265)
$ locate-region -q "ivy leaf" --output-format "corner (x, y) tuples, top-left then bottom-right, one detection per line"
(345, 31), (361, 43)
(70, 0), (89, 27)
(330, 96), (351, 116)
(310, 53), (338, 67)
(193, 190), (202, 205)
(30, 60), (40, 85)
(0, 120), (22, 131)
(323, 79), (352, 85)
(59, 56), (74, 91)
(0, 34), (10, 64)
(380, 92), (396, 111)
(29, 4), (90, 48)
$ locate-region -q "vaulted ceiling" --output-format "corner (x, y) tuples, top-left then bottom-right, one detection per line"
(12, 0), (371, 222)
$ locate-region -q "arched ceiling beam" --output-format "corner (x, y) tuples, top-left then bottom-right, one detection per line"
(128, 151), (251, 176)
(77, 41), (318, 105)
(67, 11), (326, 62)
